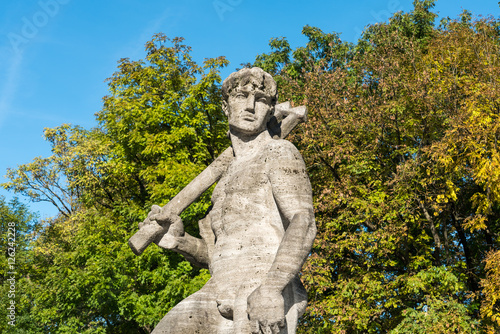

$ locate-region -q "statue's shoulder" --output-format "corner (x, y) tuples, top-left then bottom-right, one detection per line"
(263, 139), (302, 161)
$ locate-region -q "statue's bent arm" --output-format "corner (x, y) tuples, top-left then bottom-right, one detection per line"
(167, 232), (210, 269)
(264, 140), (317, 292)
(246, 140), (316, 331)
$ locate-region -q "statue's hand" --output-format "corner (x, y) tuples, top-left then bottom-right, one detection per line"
(140, 205), (184, 250)
(247, 285), (286, 334)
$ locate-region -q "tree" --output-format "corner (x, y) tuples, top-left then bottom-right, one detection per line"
(5, 2), (500, 332)
(0, 196), (40, 333)
(2, 34), (228, 333)
(254, 1), (500, 332)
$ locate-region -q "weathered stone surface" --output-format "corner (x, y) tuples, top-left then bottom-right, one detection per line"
(141, 67), (316, 333)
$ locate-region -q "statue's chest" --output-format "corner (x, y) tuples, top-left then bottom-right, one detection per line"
(223, 159), (269, 194)
(210, 154), (272, 235)
(212, 153), (269, 199)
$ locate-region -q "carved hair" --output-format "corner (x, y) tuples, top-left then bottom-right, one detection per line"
(221, 67), (277, 104)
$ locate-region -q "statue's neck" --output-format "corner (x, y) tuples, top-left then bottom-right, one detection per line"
(229, 128), (272, 160)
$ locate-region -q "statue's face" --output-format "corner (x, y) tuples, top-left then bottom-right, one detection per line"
(225, 84), (273, 135)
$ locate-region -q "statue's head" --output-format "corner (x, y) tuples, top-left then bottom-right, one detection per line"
(222, 67), (277, 105)
(221, 67), (277, 135)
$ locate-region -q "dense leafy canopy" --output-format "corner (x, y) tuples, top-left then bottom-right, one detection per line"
(2, 1), (500, 333)
(254, 1), (500, 332)
(2, 34), (227, 333)
(0, 197), (39, 334)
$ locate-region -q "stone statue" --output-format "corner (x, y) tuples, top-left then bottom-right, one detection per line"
(133, 67), (316, 334)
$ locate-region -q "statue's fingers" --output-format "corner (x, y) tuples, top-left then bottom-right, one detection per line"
(250, 319), (260, 334)
(259, 321), (272, 334)
(153, 212), (173, 224)
(269, 323), (279, 334)
(139, 215), (153, 228)
(271, 321), (284, 334)
(148, 205), (160, 219)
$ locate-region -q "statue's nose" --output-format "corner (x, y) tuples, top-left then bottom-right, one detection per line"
(244, 94), (255, 112)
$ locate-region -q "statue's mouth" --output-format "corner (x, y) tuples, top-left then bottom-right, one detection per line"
(241, 113), (255, 121)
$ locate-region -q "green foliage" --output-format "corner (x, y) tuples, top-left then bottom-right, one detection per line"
(481, 249), (500, 333)
(0, 197), (40, 333)
(256, 1), (500, 332)
(4, 1), (500, 333)
(391, 267), (480, 333)
(28, 208), (209, 333)
(392, 297), (479, 333)
(95, 34), (230, 225)
(2, 34), (228, 333)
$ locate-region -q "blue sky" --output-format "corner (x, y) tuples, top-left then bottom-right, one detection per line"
(1, 0), (498, 218)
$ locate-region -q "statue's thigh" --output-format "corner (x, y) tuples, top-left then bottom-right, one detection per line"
(152, 282), (231, 334)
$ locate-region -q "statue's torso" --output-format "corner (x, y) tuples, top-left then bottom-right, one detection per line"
(207, 143), (285, 307)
